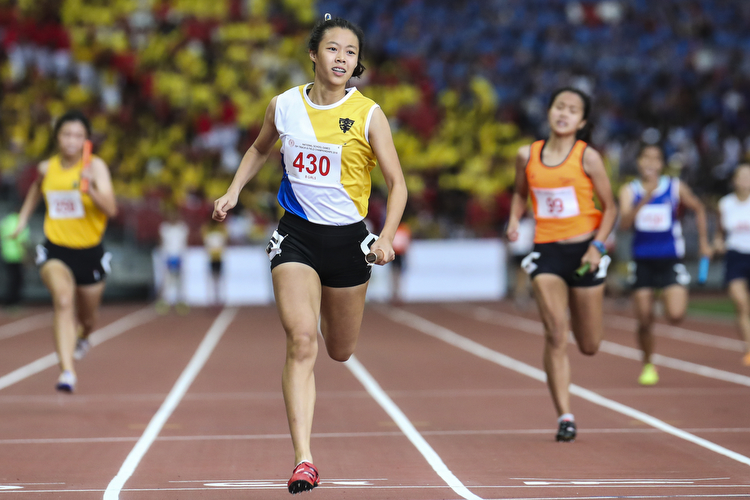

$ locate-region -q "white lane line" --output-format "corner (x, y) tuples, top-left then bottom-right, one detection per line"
(0, 308), (157, 392)
(0, 312), (53, 341)
(382, 308), (750, 468)
(5, 427), (750, 445)
(103, 307), (237, 500)
(345, 355), (484, 500)
(606, 314), (746, 352)
(458, 306), (750, 388)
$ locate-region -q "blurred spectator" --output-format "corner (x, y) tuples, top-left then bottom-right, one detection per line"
(157, 207), (189, 314)
(0, 212), (29, 307)
(202, 219), (228, 306)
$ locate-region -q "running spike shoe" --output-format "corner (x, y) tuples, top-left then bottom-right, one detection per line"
(73, 337), (91, 360)
(288, 461), (319, 494)
(55, 370), (76, 393)
(638, 363), (659, 386)
(556, 419), (576, 442)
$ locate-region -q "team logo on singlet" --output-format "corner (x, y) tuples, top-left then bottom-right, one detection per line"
(339, 117), (354, 133)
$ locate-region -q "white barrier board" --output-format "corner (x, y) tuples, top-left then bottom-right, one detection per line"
(153, 239), (507, 305)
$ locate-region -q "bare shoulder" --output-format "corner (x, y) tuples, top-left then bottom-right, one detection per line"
(37, 159), (50, 176)
(582, 145), (604, 166)
(516, 144), (531, 164)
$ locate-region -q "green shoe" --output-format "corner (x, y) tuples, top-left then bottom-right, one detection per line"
(638, 363), (659, 386)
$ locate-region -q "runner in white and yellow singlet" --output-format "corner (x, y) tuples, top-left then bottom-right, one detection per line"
(14, 111), (118, 393)
(212, 15), (407, 494)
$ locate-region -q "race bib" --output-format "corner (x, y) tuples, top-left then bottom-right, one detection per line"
(284, 137), (342, 186)
(635, 204), (671, 232)
(46, 190), (84, 219)
(532, 187), (580, 219)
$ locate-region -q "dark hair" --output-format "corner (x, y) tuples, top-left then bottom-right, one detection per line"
(308, 16), (366, 78)
(547, 87), (592, 142)
(53, 110), (91, 140)
(637, 141), (665, 162)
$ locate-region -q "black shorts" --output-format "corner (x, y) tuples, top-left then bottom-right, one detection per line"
(392, 254), (404, 271)
(36, 241), (110, 286)
(628, 258), (690, 289)
(210, 259), (222, 275)
(521, 239), (608, 288)
(268, 212), (372, 288)
(724, 250), (750, 286)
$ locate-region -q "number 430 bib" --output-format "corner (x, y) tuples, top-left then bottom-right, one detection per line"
(284, 137), (342, 186)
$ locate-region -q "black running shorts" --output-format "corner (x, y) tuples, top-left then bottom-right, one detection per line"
(268, 212), (372, 288)
(628, 258), (690, 290)
(520, 239), (608, 288)
(37, 240), (110, 286)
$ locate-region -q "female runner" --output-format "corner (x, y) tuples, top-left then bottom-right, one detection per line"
(13, 110), (117, 392)
(212, 15), (407, 494)
(715, 164), (750, 365)
(506, 88), (617, 442)
(619, 143), (711, 384)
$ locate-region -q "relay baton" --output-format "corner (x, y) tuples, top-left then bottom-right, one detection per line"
(79, 139), (93, 192)
(361, 233), (381, 265)
(697, 256), (709, 285)
(574, 262), (590, 279)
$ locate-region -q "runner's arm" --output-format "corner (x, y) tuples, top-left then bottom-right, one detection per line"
(213, 97), (280, 222)
(583, 147), (617, 245)
(85, 157), (118, 218)
(507, 145), (531, 242)
(13, 162), (48, 238)
(679, 182), (712, 258)
(368, 106), (408, 264)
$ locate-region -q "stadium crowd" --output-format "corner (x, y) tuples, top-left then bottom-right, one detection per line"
(1, 0), (749, 245)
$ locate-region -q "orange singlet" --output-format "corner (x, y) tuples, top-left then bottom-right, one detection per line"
(526, 140), (602, 243)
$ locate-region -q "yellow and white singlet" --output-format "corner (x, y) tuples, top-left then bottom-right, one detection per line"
(275, 83), (380, 225)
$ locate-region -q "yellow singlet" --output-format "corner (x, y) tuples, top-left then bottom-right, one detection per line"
(41, 155), (107, 248)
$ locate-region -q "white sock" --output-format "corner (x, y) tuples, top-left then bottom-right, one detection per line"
(558, 413), (574, 423)
(296, 460), (312, 467)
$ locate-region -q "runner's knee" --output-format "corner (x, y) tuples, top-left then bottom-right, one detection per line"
(578, 340), (600, 356)
(545, 323), (569, 350)
(665, 311), (685, 325)
(325, 343), (354, 363)
(286, 329), (318, 362)
(51, 289), (75, 312)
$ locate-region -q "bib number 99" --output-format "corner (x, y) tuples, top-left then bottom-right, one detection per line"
(546, 197), (564, 214)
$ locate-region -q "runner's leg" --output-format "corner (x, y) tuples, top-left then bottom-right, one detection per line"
(662, 284), (688, 325)
(632, 288), (655, 364)
(319, 283), (369, 362)
(40, 260), (77, 373)
(273, 263), (322, 465)
(532, 274), (571, 417)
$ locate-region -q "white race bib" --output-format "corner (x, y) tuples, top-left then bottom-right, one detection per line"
(635, 204), (672, 232)
(46, 190), (84, 219)
(533, 186), (580, 219)
(284, 137), (342, 186)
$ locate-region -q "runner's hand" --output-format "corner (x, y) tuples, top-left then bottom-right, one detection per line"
(506, 218), (520, 242)
(213, 191), (238, 222)
(580, 245), (602, 273)
(370, 239), (394, 265)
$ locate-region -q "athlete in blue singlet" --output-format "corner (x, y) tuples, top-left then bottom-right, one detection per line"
(619, 143), (711, 385)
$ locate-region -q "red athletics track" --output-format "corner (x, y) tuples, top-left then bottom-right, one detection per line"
(0, 300), (749, 499)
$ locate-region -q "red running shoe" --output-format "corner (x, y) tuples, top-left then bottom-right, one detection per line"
(288, 461), (319, 494)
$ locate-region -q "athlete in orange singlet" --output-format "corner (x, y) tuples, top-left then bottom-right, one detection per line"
(507, 88), (618, 442)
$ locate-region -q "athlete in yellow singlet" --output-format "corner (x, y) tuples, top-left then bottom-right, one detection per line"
(14, 111), (118, 393)
(213, 15), (407, 494)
